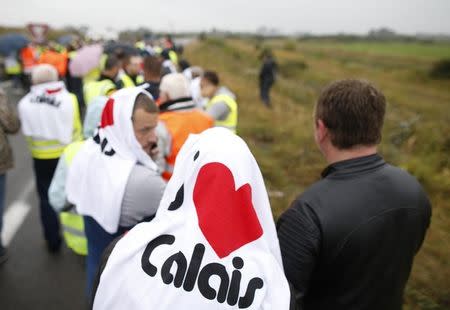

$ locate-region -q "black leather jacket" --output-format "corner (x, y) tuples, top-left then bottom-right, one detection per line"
(277, 154), (431, 310)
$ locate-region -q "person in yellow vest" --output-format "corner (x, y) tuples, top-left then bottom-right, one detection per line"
(200, 71), (238, 133)
(5, 52), (23, 93)
(117, 54), (144, 89)
(83, 54), (120, 105)
(157, 73), (213, 180)
(48, 141), (87, 256)
(66, 88), (166, 296)
(17, 64), (82, 253)
(66, 44), (85, 111)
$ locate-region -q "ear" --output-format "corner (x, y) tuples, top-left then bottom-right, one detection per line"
(315, 119), (328, 143)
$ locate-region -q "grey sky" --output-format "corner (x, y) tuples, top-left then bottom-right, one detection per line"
(2, 0), (450, 35)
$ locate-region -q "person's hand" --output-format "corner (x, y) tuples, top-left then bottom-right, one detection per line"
(149, 143), (159, 160)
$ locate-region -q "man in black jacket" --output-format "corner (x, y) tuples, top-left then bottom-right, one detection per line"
(259, 51), (277, 108)
(277, 79), (431, 310)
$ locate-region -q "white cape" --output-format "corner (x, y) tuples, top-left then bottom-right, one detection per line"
(93, 128), (290, 309)
(66, 88), (157, 234)
(18, 81), (75, 144)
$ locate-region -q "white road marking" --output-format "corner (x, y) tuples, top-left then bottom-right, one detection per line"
(2, 180), (35, 246)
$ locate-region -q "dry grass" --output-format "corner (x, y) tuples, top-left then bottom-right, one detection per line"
(185, 37), (450, 309)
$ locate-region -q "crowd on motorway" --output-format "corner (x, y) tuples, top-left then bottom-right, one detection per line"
(0, 33), (431, 310)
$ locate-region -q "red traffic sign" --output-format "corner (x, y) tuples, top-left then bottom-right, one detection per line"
(27, 23), (49, 44)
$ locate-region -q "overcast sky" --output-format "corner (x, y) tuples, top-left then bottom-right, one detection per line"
(1, 0), (450, 35)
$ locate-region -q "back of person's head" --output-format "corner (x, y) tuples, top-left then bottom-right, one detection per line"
(114, 49), (127, 62)
(315, 79), (386, 149)
(143, 56), (162, 78)
(160, 49), (170, 61)
(202, 71), (219, 86)
(104, 54), (121, 72)
(179, 59), (191, 72)
(190, 66), (204, 79)
(160, 73), (190, 100)
(31, 64), (58, 85)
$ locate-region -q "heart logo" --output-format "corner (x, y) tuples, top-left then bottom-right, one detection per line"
(193, 162), (263, 258)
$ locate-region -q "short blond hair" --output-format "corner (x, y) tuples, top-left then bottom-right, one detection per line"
(159, 73), (191, 100)
(31, 64), (58, 85)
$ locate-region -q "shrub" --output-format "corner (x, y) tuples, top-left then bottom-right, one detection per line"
(429, 59), (450, 79)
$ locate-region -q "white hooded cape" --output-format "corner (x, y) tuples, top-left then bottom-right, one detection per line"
(18, 81), (75, 144)
(66, 87), (158, 234)
(93, 128), (290, 309)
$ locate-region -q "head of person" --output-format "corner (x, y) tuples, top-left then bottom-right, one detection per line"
(179, 59), (191, 72)
(143, 56), (162, 82)
(159, 73), (191, 104)
(160, 49), (171, 61)
(102, 54), (121, 80)
(190, 66), (204, 79)
(31, 64), (58, 85)
(314, 79), (386, 162)
(123, 54), (143, 77)
(132, 92), (159, 156)
(200, 71), (220, 99)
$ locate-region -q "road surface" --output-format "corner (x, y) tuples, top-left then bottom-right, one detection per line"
(0, 81), (86, 310)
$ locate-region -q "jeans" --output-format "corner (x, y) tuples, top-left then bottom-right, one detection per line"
(84, 216), (127, 298)
(0, 174), (6, 246)
(32, 158), (61, 248)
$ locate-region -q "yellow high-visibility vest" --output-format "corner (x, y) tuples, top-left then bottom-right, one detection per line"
(60, 141), (88, 256)
(154, 46), (163, 55)
(168, 50), (178, 65)
(5, 58), (22, 75)
(135, 41), (145, 50)
(83, 79), (116, 104)
(120, 74), (144, 88)
(26, 94), (83, 159)
(206, 94), (238, 134)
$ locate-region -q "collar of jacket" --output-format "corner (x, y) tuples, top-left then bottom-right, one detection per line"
(98, 74), (117, 84)
(321, 153), (385, 179)
(159, 97), (195, 113)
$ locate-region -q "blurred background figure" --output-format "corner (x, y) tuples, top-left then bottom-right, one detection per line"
(17, 64), (82, 253)
(259, 49), (277, 108)
(201, 71), (238, 133)
(140, 56), (162, 100)
(160, 49), (178, 76)
(83, 54), (120, 105)
(117, 53), (144, 88)
(157, 73), (213, 180)
(0, 87), (20, 263)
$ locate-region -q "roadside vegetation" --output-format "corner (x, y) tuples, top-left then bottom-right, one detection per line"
(185, 37), (450, 310)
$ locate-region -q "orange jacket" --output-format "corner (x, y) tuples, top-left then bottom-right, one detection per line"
(20, 46), (37, 72)
(159, 110), (213, 180)
(39, 50), (68, 77)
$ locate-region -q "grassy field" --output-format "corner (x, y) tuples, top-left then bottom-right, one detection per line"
(184, 37), (450, 309)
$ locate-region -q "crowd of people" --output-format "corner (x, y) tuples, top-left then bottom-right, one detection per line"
(0, 34), (432, 310)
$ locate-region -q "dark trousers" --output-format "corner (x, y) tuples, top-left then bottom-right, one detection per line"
(66, 76), (85, 117)
(83, 216), (127, 298)
(260, 79), (274, 107)
(32, 158), (61, 248)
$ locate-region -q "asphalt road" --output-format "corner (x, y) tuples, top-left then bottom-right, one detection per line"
(0, 82), (86, 310)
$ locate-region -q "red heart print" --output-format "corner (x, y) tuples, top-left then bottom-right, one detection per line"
(193, 162), (263, 258)
(100, 98), (115, 128)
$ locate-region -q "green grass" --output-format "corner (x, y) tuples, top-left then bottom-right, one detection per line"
(185, 37), (450, 309)
(277, 39), (450, 60)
